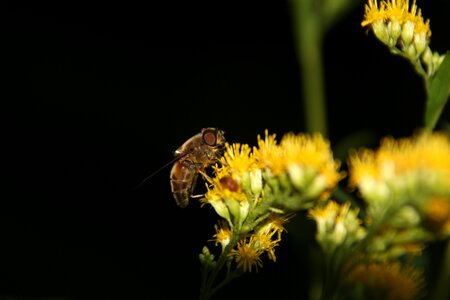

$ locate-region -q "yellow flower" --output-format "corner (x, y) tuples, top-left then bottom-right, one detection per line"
(361, 0), (386, 28)
(220, 142), (263, 196)
(362, 0), (431, 41)
(281, 133), (342, 185)
(346, 262), (425, 300)
(261, 213), (292, 239)
(377, 132), (450, 176)
(229, 236), (264, 273)
(253, 130), (282, 174)
(361, 0), (443, 76)
(348, 131), (450, 198)
(254, 229), (279, 262)
(202, 165), (250, 226)
(254, 130), (343, 200)
(347, 148), (379, 186)
(308, 201), (365, 252)
(308, 201), (340, 236)
(211, 222), (232, 252)
(221, 143), (260, 176)
(254, 213), (292, 262)
(204, 168), (248, 204)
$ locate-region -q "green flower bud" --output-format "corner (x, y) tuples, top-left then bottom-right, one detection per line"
(422, 46), (433, 69)
(373, 20), (390, 45)
(388, 20), (402, 47)
(224, 197), (242, 227)
(249, 169), (263, 197)
(306, 175), (327, 199)
(413, 31), (427, 57)
(209, 198), (232, 226)
(389, 205), (421, 228)
(401, 20), (415, 48)
(199, 246), (216, 268)
(405, 44), (417, 60)
(287, 164), (306, 190)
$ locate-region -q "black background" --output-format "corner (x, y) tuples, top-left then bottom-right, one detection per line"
(3, 1), (450, 299)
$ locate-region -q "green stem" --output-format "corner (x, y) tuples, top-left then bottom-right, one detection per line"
(291, 0), (328, 137)
(210, 270), (242, 296)
(319, 249), (340, 300)
(430, 240), (450, 300)
(198, 234), (239, 300)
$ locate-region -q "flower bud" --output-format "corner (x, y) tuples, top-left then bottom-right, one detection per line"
(249, 169), (263, 197)
(401, 20), (415, 48)
(413, 31), (427, 57)
(388, 20), (402, 47)
(372, 20), (390, 45)
(209, 197), (232, 226)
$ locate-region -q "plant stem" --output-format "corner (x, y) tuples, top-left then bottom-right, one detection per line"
(291, 0), (328, 137)
(430, 240), (450, 300)
(198, 235), (238, 300)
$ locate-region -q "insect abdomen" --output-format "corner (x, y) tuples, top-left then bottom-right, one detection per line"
(170, 162), (198, 208)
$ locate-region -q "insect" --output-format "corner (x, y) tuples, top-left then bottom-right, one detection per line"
(170, 127), (226, 208)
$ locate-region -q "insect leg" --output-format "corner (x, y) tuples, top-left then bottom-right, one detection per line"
(190, 194), (205, 199)
(198, 169), (213, 184)
(188, 169), (214, 199)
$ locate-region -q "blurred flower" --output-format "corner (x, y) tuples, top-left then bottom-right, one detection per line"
(344, 262), (425, 300)
(349, 132), (450, 191)
(348, 131), (450, 233)
(308, 200), (366, 255)
(423, 196), (450, 237)
(364, 223), (428, 261)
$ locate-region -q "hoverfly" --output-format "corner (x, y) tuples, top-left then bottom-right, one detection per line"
(170, 127), (226, 207)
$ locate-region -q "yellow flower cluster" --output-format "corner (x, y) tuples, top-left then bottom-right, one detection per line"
(308, 200), (366, 255)
(349, 132), (450, 187)
(203, 130), (342, 226)
(202, 130), (342, 272)
(255, 132), (342, 199)
(362, 0), (430, 41)
(348, 131), (450, 237)
(227, 214), (289, 272)
(362, 0), (444, 76)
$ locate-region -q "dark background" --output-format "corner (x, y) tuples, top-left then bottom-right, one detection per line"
(3, 1), (450, 299)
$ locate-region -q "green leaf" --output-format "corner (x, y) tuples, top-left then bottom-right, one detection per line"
(425, 52), (450, 130)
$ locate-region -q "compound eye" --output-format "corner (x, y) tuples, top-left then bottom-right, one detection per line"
(203, 129), (217, 146)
